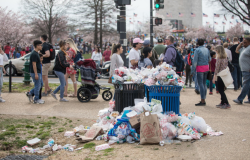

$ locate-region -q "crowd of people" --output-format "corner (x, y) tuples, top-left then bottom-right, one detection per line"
(0, 34), (249, 108)
(0, 43), (34, 59)
(108, 36), (250, 109)
(24, 35), (84, 104)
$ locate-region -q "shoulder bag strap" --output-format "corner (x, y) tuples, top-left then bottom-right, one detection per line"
(167, 46), (177, 63)
(57, 53), (66, 68)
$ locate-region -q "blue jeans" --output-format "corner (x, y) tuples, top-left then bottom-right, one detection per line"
(30, 73), (42, 101)
(197, 72), (208, 100)
(53, 71), (66, 99)
(193, 72), (200, 91)
(209, 72), (218, 92)
(6, 54), (10, 59)
(237, 71), (250, 102)
(232, 63), (242, 90)
(95, 60), (100, 67)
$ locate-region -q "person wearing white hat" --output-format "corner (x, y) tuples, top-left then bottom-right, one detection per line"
(129, 38), (144, 69)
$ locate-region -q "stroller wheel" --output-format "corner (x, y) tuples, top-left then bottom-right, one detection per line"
(102, 90), (113, 101)
(77, 88), (92, 103)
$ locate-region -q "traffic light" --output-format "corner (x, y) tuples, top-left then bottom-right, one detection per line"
(155, 18), (162, 25)
(154, 0), (164, 10)
(114, 0), (131, 6)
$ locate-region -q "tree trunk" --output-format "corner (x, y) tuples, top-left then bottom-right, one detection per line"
(94, 0), (98, 45)
(100, 0), (103, 51)
(48, 2), (53, 43)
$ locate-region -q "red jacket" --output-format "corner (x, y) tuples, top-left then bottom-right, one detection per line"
(209, 58), (216, 72)
(4, 45), (11, 54)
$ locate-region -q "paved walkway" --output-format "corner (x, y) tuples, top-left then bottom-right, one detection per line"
(1, 89), (250, 160)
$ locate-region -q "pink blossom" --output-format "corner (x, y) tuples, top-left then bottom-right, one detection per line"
(226, 24), (244, 39)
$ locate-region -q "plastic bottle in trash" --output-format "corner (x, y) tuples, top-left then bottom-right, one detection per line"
(109, 136), (119, 141)
(126, 136), (135, 144)
(164, 139), (173, 145)
(108, 140), (117, 145)
(43, 144), (50, 149)
(96, 136), (103, 141)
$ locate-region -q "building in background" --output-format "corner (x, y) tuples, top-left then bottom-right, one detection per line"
(156, 0), (202, 30)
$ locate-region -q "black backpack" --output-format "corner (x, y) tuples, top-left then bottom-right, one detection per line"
(46, 42), (55, 60)
(166, 46), (185, 72)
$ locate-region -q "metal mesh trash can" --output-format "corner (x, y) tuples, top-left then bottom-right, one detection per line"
(114, 83), (144, 113)
(145, 85), (182, 114)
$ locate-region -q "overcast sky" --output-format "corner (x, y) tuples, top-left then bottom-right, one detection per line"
(1, 0), (249, 32)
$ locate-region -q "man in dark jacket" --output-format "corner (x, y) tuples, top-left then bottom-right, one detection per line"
(230, 37), (242, 91)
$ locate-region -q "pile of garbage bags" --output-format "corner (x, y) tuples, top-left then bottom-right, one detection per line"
(84, 98), (223, 146)
(112, 62), (185, 87)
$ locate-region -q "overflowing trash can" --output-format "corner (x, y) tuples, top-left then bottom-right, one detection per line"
(145, 85), (182, 115)
(114, 83), (144, 113)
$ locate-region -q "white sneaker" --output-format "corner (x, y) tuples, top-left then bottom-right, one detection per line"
(34, 99), (45, 104)
(0, 98), (6, 103)
(60, 98), (69, 102)
(39, 99), (45, 103)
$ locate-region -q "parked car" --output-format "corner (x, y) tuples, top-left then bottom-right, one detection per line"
(3, 50), (59, 76)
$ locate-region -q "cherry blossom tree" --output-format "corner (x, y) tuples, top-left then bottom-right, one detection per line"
(0, 7), (31, 46)
(141, 16), (174, 38)
(226, 24), (244, 39)
(184, 26), (217, 41)
(154, 15), (174, 37)
(184, 31), (196, 41)
(195, 26), (217, 40)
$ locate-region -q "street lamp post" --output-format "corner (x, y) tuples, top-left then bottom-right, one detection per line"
(150, 0), (154, 47)
(119, 5), (127, 67)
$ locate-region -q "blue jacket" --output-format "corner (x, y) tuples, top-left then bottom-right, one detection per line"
(191, 46), (210, 75)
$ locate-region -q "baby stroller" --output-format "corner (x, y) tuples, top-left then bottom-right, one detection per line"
(75, 59), (113, 103)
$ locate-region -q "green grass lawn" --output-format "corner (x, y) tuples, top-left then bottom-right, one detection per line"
(2, 82), (114, 93)
(0, 115), (81, 152)
(83, 54), (92, 59)
(2, 82), (77, 93)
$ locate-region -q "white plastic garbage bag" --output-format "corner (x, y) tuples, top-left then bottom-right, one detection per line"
(190, 116), (207, 133)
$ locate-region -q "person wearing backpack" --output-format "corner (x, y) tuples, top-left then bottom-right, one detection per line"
(164, 35), (185, 76)
(163, 36), (176, 66)
(191, 39), (211, 106)
(40, 35), (52, 96)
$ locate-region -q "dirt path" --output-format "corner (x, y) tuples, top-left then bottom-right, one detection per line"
(0, 89), (250, 160)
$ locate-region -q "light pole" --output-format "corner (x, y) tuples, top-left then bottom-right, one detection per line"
(150, 0), (154, 47)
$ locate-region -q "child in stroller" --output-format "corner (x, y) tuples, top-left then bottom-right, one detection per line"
(75, 59), (112, 102)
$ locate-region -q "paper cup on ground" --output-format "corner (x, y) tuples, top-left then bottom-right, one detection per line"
(74, 127), (80, 133)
